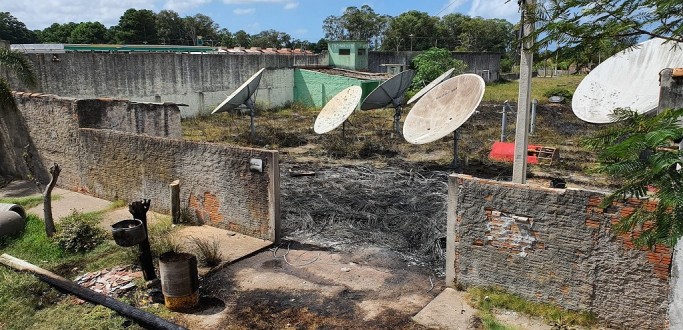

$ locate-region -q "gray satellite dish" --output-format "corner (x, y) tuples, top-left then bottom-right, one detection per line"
(403, 74), (485, 168)
(314, 86), (363, 135)
(360, 70), (416, 135)
(573, 38), (683, 123)
(212, 68), (266, 140)
(407, 68), (455, 105)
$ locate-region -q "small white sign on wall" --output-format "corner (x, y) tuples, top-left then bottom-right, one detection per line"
(249, 158), (263, 173)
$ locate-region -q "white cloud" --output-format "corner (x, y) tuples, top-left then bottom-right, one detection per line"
(283, 2), (299, 10)
(223, 0), (287, 4)
(437, 0), (467, 16)
(467, 0), (520, 23)
(163, 0), (213, 12)
(233, 8), (255, 15)
(294, 28), (308, 36)
(4, 0), (157, 30)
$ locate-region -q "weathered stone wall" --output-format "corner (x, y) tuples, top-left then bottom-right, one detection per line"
(447, 174), (670, 330)
(78, 129), (279, 241)
(368, 51), (501, 82)
(6, 53), (321, 117)
(0, 93), (279, 241)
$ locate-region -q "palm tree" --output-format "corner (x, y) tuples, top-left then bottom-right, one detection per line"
(584, 107), (683, 247)
(0, 48), (36, 106)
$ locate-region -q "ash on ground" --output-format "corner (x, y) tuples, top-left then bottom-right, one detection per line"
(281, 164), (449, 277)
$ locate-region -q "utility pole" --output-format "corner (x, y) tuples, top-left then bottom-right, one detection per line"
(512, 0), (536, 184)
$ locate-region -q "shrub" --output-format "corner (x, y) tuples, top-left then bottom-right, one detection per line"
(56, 211), (106, 253)
(542, 87), (573, 99)
(190, 236), (222, 267)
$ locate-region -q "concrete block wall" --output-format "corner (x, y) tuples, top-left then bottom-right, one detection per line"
(6, 53), (320, 117)
(447, 174), (670, 329)
(0, 93), (280, 242)
(368, 51), (501, 82)
(78, 129), (280, 241)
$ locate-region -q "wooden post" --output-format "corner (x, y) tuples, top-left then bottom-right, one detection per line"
(0, 254), (185, 330)
(512, 0), (536, 184)
(43, 163), (60, 237)
(170, 180), (180, 224)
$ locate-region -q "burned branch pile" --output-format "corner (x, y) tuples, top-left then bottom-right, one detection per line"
(281, 165), (449, 263)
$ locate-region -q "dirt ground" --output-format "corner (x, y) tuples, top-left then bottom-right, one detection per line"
(181, 243), (440, 329)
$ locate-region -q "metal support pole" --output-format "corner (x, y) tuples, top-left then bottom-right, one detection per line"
(246, 98), (256, 142)
(394, 106), (403, 137)
(512, 0), (536, 184)
(501, 101), (509, 142)
(530, 99), (538, 135)
(451, 129), (461, 169)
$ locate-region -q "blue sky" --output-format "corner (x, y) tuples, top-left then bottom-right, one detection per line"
(7, 0), (521, 42)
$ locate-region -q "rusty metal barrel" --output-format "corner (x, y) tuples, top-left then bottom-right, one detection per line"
(159, 252), (199, 311)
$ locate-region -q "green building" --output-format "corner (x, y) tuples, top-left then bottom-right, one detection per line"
(294, 69), (381, 108)
(327, 41), (369, 71)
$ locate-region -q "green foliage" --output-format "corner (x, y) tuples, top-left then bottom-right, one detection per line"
(56, 211), (106, 253)
(114, 8), (158, 44)
(37, 22), (78, 43)
(0, 195), (50, 209)
(0, 12), (37, 43)
(323, 5), (389, 49)
(582, 108), (683, 247)
(234, 30), (251, 48)
(382, 11), (443, 51)
(0, 49), (37, 106)
(537, 1), (682, 49)
(542, 87), (573, 99)
(156, 10), (185, 45)
(251, 29), (291, 49)
(183, 13), (219, 46)
(442, 14), (515, 53)
(468, 287), (597, 327)
(411, 47), (467, 91)
(68, 22), (109, 44)
(0, 214), (64, 262)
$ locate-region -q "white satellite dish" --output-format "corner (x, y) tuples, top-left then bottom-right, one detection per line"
(407, 68), (455, 105)
(212, 68), (266, 140)
(361, 70), (416, 135)
(403, 74), (485, 168)
(573, 38), (683, 123)
(314, 86), (363, 134)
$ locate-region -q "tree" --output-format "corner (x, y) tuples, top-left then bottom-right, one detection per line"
(0, 12), (37, 43)
(37, 23), (78, 43)
(537, 0), (683, 48)
(234, 30), (251, 48)
(183, 14), (218, 46)
(68, 22), (109, 44)
(583, 108), (683, 247)
(114, 8), (157, 44)
(156, 10), (184, 45)
(0, 48), (36, 106)
(382, 11), (445, 51)
(217, 28), (234, 47)
(311, 38), (328, 53)
(410, 48), (467, 91)
(251, 29), (290, 48)
(322, 5), (389, 48)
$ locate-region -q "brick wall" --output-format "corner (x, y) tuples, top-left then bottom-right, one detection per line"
(447, 174), (670, 330)
(0, 93), (280, 242)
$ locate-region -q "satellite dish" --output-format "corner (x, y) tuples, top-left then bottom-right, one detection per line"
(573, 38), (683, 123)
(360, 70), (416, 135)
(212, 68), (266, 140)
(314, 86), (362, 134)
(407, 68), (455, 105)
(403, 74), (485, 145)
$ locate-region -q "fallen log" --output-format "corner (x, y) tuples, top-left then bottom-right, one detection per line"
(0, 253), (186, 330)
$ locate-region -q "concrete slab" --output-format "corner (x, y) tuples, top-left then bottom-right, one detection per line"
(174, 225), (271, 275)
(412, 288), (478, 330)
(26, 188), (112, 220)
(0, 180), (42, 198)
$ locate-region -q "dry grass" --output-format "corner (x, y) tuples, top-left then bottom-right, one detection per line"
(483, 74), (585, 103)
